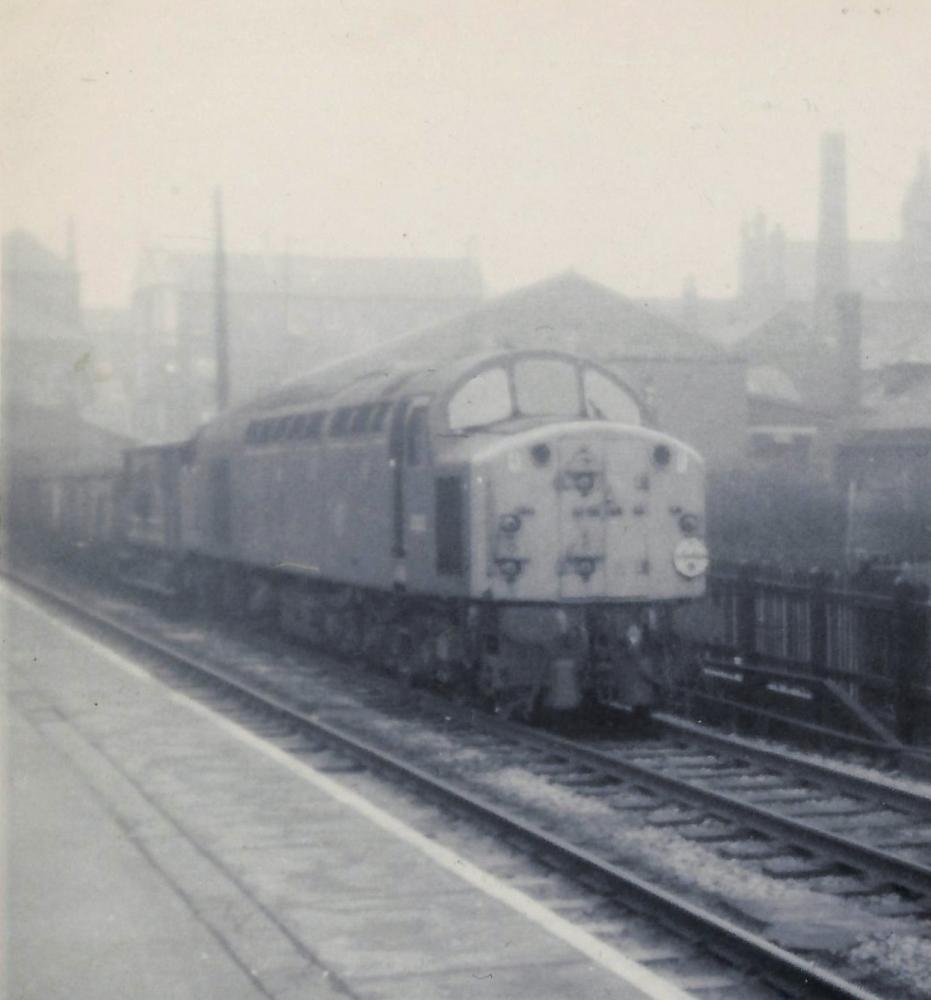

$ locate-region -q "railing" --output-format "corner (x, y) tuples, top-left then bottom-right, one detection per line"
(677, 564), (931, 747)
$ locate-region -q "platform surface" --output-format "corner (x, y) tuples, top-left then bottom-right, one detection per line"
(3, 581), (694, 1000)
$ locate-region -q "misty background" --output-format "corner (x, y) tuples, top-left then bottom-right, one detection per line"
(5, 0), (931, 569)
(3, 1), (930, 305)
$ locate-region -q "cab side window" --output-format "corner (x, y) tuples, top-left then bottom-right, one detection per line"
(406, 406), (429, 466)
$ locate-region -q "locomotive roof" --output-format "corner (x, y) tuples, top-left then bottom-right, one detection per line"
(193, 347), (621, 450)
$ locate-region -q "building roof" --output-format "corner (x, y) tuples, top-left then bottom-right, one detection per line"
(4, 402), (134, 476)
(859, 300), (931, 368)
(852, 371), (931, 434)
(381, 272), (726, 364)
(734, 305), (825, 356)
(1, 230), (84, 343)
(2, 230), (74, 277)
(748, 393), (829, 426)
(746, 364), (803, 404)
(136, 249), (484, 301)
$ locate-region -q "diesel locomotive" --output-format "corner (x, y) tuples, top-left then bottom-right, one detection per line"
(21, 348), (708, 719)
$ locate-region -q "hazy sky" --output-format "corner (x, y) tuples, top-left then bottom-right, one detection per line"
(3, 0), (931, 308)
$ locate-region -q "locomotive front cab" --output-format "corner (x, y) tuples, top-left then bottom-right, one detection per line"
(434, 350), (708, 715)
(438, 351), (707, 604)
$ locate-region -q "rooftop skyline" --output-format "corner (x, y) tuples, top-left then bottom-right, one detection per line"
(3, 1), (931, 308)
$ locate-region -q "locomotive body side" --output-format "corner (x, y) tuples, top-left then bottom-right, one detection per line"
(22, 347), (708, 719)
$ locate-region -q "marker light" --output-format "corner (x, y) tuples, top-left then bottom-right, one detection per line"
(575, 557), (596, 580)
(498, 513), (522, 534)
(497, 558), (522, 581)
(574, 472), (595, 496)
(679, 513), (700, 535)
(673, 538), (709, 578)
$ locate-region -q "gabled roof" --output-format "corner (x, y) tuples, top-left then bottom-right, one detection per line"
(852, 371), (931, 434)
(5, 402), (134, 475)
(383, 272), (725, 363)
(859, 300), (931, 369)
(746, 364), (803, 404)
(732, 304), (825, 358)
(136, 249), (484, 301)
(748, 395), (830, 426)
(1, 230), (74, 277)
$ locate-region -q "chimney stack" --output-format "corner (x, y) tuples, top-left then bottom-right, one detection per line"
(815, 133), (849, 334)
(214, 188), (230, 412)
(837, 292), (862, 415)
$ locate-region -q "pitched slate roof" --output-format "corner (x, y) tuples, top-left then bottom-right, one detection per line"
(2, 230), (73, 276)
(859, 300), (931, 368)
(5, 402), (134, 475)
(852, 372), (931, 434)
(383, 272), (725, 364)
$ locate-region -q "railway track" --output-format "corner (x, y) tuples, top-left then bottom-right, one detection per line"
(486, 717), (931, 903)
(7, 566), (919, 998)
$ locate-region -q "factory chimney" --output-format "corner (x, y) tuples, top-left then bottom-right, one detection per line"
(836, 292), (862, 416)
(814, 133), (849, 336)
(214, 188), (230, 412)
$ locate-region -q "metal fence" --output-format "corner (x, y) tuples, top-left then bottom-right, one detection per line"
(696, 564), (931, 743)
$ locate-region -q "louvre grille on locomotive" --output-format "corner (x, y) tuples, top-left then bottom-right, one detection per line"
(27, 349), (707, 719)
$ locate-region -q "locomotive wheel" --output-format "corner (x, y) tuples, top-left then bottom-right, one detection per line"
(410, 630), (440, 686)
(193, 564), (223, 616)
(324, 609), (362, 658)
(387, 630), (416, 687)
(339, 608), (365, 659)
(485, 685), (544, 724)
(219, 570), (248, 617)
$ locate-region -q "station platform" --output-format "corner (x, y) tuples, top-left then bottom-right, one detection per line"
(4, 581), (694, 1000)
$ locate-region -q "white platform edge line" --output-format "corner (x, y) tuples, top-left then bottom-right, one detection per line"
(173, 692), (698, 1000)
(7, 581), (697, 1000)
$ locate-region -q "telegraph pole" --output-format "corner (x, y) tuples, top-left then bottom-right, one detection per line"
(214, 187), (230, 411)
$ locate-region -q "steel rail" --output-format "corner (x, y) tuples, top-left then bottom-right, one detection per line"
(467, 715), (931, 899)
(5, 569), (884, 1000)
(656, 713), (931, 817)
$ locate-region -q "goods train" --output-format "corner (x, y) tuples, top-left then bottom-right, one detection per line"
(17, 348), (708, 719)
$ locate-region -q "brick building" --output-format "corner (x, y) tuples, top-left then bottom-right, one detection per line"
(1, 230), (136, 509)
(1, 229), (90, 412)
(367, 272), (747, 469)
(132, 249), (484, 441)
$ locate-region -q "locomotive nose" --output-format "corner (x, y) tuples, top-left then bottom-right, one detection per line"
(480, 425), (705, 602)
